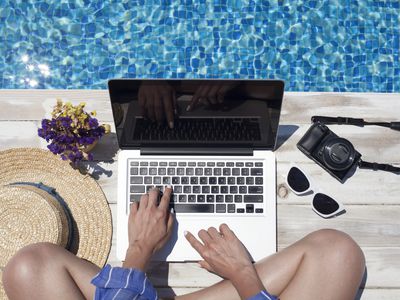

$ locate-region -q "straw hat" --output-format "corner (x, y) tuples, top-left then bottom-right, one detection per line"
(0, 148), (112, 299)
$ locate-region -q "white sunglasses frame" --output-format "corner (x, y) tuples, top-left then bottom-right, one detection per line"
(286, 164), (345, 218)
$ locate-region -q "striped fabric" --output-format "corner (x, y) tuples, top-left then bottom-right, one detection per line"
(91, 264), (277, 300)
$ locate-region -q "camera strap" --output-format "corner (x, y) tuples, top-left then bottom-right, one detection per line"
(358, 160), (400, 174)
(312, 116), (400, 131)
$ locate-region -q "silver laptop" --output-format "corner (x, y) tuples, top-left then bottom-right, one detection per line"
(109, 79), (284, 262)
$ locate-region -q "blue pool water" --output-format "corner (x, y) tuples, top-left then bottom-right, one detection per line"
(0, 0), (399, 92)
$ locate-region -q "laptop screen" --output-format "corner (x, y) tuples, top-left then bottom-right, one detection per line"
(108, 79), (284, 151)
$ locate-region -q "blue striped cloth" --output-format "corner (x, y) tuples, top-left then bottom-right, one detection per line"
(91, 264), (277, 300)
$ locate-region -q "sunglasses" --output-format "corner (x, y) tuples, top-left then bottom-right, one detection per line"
(286, 165), (345, 218)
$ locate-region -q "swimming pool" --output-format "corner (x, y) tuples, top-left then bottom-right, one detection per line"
(0, 0), (398, 92)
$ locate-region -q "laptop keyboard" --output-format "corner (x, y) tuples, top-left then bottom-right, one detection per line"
(128, 160), (265, 214)
(133, 118), (262, 142)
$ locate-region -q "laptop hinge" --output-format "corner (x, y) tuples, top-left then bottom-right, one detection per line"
(140, 147), (253, 156)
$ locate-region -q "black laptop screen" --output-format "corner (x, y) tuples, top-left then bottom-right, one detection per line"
(108, 79), (284, 150)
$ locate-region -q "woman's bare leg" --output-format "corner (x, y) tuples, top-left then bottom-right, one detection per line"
(2, 242), (100, 300)
(176, 229), (365, 300)
(2, 229), (365, 300)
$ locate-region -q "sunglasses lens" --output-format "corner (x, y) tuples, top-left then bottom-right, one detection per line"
(287, 167), (310, 193)
(313, 193), (340, 215)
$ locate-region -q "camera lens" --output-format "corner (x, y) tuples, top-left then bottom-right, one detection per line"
(322, 138), (356, 171)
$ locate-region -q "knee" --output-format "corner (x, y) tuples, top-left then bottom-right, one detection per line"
(306, 229), (365, 271)
(2, 242), (59, 293)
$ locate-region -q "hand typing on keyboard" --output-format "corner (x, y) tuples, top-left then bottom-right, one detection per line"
(123, 186), (175, 270)
(184, 224), (265, 300)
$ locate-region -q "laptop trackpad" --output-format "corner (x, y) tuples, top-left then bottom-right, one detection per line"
(152, 215), (275, 262)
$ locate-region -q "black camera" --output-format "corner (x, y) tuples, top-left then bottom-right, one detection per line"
(297, 122), (361, 182)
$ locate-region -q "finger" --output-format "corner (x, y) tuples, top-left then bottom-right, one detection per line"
(158, 186), (172, 211)
(198, 229), (213, 245)
(184, 231), (205, 255)
(138, 91), (147, 117)
(207, 84), (220, 104)
(147, 95), (156, 122)
(172, 90), (178, 115)
(198, 260), (214, 272)
(188, 84), (207, 111)
(166, 208), (175, 231)
(147, 187), (160, 207)
(139, 194), (149, 211)
(217, 85), (232, 104)
(162, 94), (174, 128)
(154, 96), (164, 125)
(219, 223), (236, 240)
(208, 227), (222, 240)
(129, 202), (138, 216)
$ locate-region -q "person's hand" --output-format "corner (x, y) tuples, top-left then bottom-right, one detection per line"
(138, 81), (177, 128)
(185, 224), (265, 300)
(123, 187), (174, 270)
(186, 81), (238, 111)
(184, 223), (254, 279)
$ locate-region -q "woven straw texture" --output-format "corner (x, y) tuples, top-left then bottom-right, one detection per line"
(0, 148), (112, 298)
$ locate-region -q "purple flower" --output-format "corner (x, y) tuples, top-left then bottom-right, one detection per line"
(88, 118), (99, 129)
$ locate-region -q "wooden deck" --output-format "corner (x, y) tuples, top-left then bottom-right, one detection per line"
(0, 90), (399, 299)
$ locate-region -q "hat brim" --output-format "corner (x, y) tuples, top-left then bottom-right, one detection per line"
(0, 148), (112, 269)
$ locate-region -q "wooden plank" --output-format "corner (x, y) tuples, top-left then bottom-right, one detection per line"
(282, 92), (400, 124)
(0, 91), (399, 123)
(0, 90), (111, 121)
(155, 287), (400, 299)
(278, 205), (400, 247)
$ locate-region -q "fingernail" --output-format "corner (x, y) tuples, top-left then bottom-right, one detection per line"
(169, 121), (174, 129)
(170, 207), (175, 213)
(166, 185), (172, 189)
(184, 230), (188, 236)
(186, 105), (191, 111)
(174, 109), (178, 115)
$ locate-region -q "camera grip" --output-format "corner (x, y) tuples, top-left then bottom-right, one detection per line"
(297, 123), (327, 154)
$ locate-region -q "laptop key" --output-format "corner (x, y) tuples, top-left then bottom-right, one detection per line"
(163, 177), (171, 184)
(197, 195), (205, 202)
(183, 185), (191, 193)
(130, 168), (139, 175)
(244, 195), (263, 203)
(225, 195), (233, 203)
(237, 208), (245, 213)
(255, 208), (264, 213)
(227, 204), (235, 213)
(234, 195), (242, 203)
(149, 168), (157, 175)
(255, 162), (263, 167)
(188, 195), (196, 202)
(174, 186), (182, 193)
(130, 162), (139, 166)
(209, 177), (217, 184)
(251, 168), (263, 176)
(207, 195), (215, 202)
(130, 185), (145, 193)
(246, 204), (254, 213)
(249, 186), (263, 193)
(172, 177), (180, 184)
(144, 177), (152, 184)
(211, 186), (219, 193)
(216, 195), (224, 202)
(221, 186), (229, 193)
(216, 204), (226, 213)
(130, 194), (141, 202)
(200, 177), (208, 184)
(179, 195), (187, 202)
(130, 177), (143, 184)
(171, 204), (214, 213)
(181, 177), (189, 184)
(154, 176), (161, 184)
(255, 177), (263, 184)
(193, 186), (201, 193)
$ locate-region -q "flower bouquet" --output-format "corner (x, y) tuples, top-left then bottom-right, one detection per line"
(38, 99), (110, 164)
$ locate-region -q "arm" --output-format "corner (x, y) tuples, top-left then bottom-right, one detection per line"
(91, 187), (174, 299)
